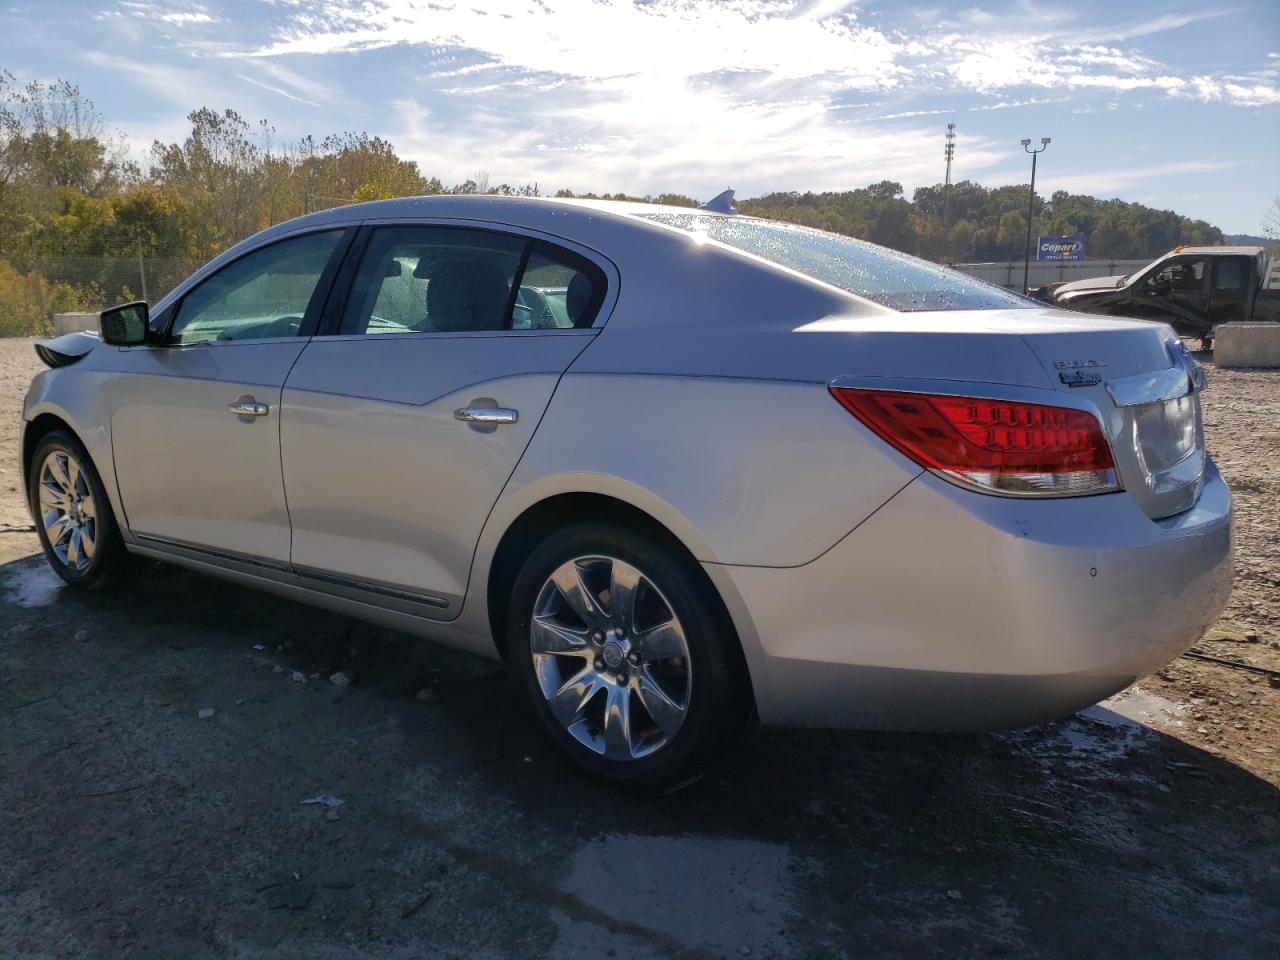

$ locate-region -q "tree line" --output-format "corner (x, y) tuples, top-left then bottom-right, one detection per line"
(0, 71), (1232, 334)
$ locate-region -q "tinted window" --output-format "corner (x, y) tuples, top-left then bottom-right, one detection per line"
(1146, 258), (1206, 293)
(1214, 258), (1247, 292)
(512, 241), (606, 329)
(642, 214), (1030, 312)
(342, 227), (525, 335)
(342, 228), (606, 334)
(171, 231), (342, 344)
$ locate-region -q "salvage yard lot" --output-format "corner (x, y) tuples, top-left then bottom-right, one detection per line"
(1, 337), (1277, 959)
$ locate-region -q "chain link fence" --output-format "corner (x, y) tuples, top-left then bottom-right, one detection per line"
(0, 251), (204, 337)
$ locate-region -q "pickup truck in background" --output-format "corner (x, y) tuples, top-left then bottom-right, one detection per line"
(1038, 246), (1280, 346)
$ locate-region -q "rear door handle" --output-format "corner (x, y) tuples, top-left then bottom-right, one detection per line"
(227, 399), (270, 417)
(454, 405), (518, 425)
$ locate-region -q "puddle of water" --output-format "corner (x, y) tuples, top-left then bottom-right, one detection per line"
(1104, 685), (1186, 728)
(1000, 684), (1187, 773)
(552, 834), (794, 958)
(2, 556), (64, 608)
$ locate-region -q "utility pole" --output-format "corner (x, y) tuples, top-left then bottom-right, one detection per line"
(943, 123), (955, 236)
(1021, 137), (1050, 295)
(137, 238), (149, 302)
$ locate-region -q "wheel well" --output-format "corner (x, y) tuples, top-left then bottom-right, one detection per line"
(22, 413), (75, 484)
(485, 493), (746, 676)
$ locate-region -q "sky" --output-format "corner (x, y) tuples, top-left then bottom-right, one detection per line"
(2, 0), (1278, 234)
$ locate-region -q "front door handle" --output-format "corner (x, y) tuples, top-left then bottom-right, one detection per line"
(227, 399), (270, 418)
(454, 405), (518, 425)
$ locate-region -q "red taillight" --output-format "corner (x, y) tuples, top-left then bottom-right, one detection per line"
(830, 387), (1118, 497)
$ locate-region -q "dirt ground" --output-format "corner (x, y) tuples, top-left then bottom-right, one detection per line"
(1, 337), (1277, 959)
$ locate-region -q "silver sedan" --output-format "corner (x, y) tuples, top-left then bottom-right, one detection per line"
(21, 195), (1232, 788)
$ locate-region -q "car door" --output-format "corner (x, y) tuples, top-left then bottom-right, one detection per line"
(280, 223), (612, 618)
(1134, 255), (1210, 330)
(1208, 256), (1251, 327)
(110, 228), (349, 565)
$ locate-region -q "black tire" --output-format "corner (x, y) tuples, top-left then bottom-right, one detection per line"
(507, 521), (752, 791)
(27, 429), (127, 588)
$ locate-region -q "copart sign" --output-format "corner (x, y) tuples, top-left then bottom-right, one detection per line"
(1038, 235), (1086, 261)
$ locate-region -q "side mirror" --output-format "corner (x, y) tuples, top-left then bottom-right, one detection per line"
(100, 301), (149, 346)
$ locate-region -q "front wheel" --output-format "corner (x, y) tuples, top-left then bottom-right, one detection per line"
(27, 430), (127, 587)
(507, 522), (751, 790)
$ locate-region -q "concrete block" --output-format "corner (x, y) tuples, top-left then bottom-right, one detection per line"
(1214, 323), (1280, 370)
(53, 312), (99, 336)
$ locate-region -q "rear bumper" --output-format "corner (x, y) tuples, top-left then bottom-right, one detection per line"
(708, 462), (1233, 730)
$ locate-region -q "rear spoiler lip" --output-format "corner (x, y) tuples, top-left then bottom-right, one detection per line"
(34, 329), (100, 369)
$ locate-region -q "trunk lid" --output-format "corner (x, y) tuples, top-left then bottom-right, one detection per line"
(956, 309), (1205, 520)
(804, 308), (1204, 519)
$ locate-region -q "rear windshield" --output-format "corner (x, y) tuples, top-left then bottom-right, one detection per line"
(642, 214), (1032, 312)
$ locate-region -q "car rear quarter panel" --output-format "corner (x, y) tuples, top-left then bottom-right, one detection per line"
(502, 373), (920, 567)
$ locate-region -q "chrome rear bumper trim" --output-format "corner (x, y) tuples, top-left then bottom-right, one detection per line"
(1106, 364), (1189, 407)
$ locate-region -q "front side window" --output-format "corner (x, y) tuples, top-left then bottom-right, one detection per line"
(341, 227), (606, 335)
(1146, 257), (1207, 295)
(170, 231), (343, 344)
(641, 213), (1031, 312)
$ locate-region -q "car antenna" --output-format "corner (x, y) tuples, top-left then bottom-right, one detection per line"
(699, 189), (736, 214)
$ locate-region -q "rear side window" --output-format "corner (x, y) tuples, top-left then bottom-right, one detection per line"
(340, 227), (607, 335)
(1214, 258), (1247, 292)
(642, 214), (1031, 312)
(513, 241), (607, 330)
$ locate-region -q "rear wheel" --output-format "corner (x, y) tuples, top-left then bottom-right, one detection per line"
(507, 522), (750, 790)
(28, 430), (126, 587)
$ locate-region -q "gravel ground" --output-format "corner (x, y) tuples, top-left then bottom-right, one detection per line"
(1, 337), (1277, 959)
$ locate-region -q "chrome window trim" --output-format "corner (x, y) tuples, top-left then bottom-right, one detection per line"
(351, 215), (621, 332)
(119, 335), (310, 352)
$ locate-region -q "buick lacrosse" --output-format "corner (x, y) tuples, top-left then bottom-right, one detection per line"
(22, 195), (1232, 788)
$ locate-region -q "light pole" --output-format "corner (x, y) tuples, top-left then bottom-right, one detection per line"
(1021, 137), (1050, 294)
(943, 123), (955, 261)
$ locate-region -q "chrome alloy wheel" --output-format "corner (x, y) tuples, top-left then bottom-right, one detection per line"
(530, 555), (692, 761)
(38, 450), (98, 573)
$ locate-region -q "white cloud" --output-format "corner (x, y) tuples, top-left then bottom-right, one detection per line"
(380, 90), (1008, 197)
(159, 11), (215, 24)
(245, 0), (906, 93)
(235, 73), (319, 107)
(233, 0), (1278, 110)
(116, 1), (217, 24)
(1033, 160), (1239, 197)
(79, 49), (212, 110)
(73, 0), (1277, 205)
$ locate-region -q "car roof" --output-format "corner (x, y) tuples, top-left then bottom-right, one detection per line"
(1169, 245), (1264, 257)
(271, 194), (726, 236)
(152, 195), (734, 313)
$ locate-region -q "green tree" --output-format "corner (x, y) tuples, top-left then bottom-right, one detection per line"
(996, 209), (1027, 259)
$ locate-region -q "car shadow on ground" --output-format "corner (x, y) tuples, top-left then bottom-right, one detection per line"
(3, 553), (1278, 960)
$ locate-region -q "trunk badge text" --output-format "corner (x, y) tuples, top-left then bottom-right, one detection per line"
(1059, 370), (1103, 388)
(1055, 359), (1106, 388)
(1054, 359), (1107, 369)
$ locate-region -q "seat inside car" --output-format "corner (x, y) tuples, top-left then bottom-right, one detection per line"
(419, 259), (511, 332)
(565, 271), (595, 328)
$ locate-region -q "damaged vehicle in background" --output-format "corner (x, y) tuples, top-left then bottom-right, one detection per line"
(21, 194), (1233, 789)
(1038, 245), (1280, 347)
